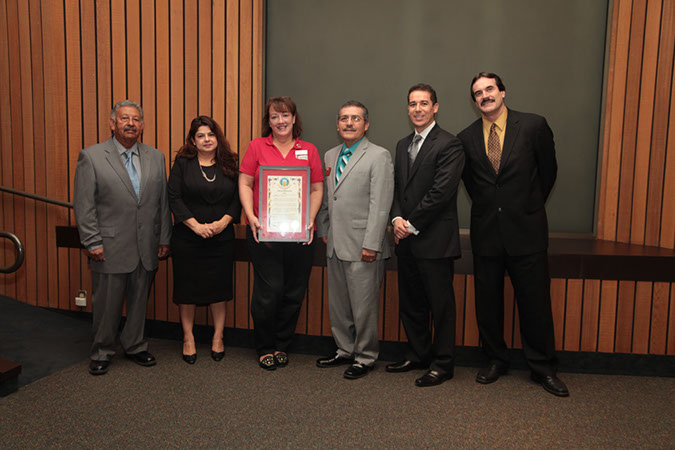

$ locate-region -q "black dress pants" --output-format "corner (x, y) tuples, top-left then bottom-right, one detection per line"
(473, 250), (558, 376)
(247, 229), (314, 356)
(397, 242), (456, 375)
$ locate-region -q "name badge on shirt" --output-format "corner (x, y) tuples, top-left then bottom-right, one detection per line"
(295, 149), (308, 160)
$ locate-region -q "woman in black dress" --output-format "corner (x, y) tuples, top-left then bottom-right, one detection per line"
(168, 116), (240, 364)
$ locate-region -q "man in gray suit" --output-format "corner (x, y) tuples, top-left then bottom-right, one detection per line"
(74, 100), (172, 375)
(316, 100), (394, 379)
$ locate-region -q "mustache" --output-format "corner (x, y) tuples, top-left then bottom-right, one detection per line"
(123, 126), (137, 132)
(480, 98), (495, 106)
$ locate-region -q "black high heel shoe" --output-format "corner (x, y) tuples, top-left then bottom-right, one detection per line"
(183, 341), (197, 364)
(211, 338), (225, 361)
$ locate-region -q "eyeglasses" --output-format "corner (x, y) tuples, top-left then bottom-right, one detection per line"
(338, 115), (364, 123)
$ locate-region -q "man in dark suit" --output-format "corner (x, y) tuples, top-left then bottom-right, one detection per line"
(74, 100), (172, 376)
(458, 72), (568, 397)
(386, 83), (464, 387)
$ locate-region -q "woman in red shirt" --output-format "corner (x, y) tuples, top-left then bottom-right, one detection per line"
(239, 97), (324, 370)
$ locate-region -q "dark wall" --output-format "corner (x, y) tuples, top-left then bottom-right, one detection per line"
(266, 0), (608, 233)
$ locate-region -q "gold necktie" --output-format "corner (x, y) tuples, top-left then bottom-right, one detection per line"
(487, 123), (501, 173)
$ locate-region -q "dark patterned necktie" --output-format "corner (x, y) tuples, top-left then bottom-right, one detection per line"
(487, 123), (501, 173)
(335, 147), (353, 182)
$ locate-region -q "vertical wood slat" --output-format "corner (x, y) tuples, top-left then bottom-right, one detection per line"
(65, 0), (83, 310)
(597, 0), (632, 241)
(649, 282), (670, 354)
(0, 0), (12, 297)
(29, 0), (48, 308)
(632, 281), (653, 354)
(212, 0), (225, 128)
(580, 280), (601, 352)
(597, 280), (619, 353)
(629, 0), (662, 245)
(17, 0), (37, 306)
(667, 284), (675, 355)
(644, 0), (675, 246)
(4, 0), (23, 300)
(564, 279), (584, 351)
(615, 281), (636, 353)
(550, 278), (566, 350)
(615, 0), (647, 244)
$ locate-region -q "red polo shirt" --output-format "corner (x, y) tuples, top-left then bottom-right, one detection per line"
(240, 135), (324, 218)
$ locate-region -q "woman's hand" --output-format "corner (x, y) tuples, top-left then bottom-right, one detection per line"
(185, 218), (214, 239)
(249, 216), (261, 243)
(208, 215), (232, 236)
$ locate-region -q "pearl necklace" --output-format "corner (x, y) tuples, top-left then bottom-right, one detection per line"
(199, 161), (216, 182)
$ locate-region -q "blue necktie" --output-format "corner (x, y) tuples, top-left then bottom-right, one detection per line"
(335, 147), (353, 183)
(123, 150), (140, 198)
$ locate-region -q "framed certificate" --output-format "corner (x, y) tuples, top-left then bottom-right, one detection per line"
(258, 166), (310, 242)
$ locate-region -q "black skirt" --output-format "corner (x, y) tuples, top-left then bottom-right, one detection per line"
(171, 232), (234, 305)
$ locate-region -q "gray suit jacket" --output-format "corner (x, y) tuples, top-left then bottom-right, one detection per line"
(73, 136), (172, 273)
(317, 137), (394, 261)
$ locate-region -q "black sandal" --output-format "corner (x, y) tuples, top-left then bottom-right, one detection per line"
(274, 352), (289, 367)
(259, 355), (276, 371)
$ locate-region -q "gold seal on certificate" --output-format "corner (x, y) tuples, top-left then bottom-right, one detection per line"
(258, 166), (310, 242)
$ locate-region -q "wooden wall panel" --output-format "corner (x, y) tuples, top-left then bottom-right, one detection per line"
(0, 0), (673, 362)
(598, 0), (675, 249)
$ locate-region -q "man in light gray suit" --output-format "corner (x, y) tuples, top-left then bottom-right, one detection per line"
(74, 100), (171, 375)
(316, 100), (394, 379)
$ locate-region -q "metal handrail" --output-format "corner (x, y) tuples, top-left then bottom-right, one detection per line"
(0, 185), (73, 209)
(0, 231), (24, 274)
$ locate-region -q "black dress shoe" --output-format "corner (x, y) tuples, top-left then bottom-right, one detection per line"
(211, 350), (224, 362)
(316, 354), (354, 368)
(476, 363), (508, 384)
(385, 360), (427, 373)
(531, 373), (569, 397)
(183, 353), (197, 364)
(89, 359), (110, 375)
(343, 362), (373, 379)
(415, 369), (453, 387)
(125, 351), (156, 367)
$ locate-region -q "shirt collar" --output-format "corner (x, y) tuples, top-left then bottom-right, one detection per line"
(341, 137), (364, 154)
(113, 136), (139, 156)
(482, 108), (508, 133)
(415, 120), (436, 140)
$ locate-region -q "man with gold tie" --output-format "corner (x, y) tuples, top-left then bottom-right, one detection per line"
(458, 72), (568, 397)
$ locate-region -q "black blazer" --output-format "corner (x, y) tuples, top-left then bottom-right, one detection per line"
(458, 109), (557, 257)
(391, 124), (465, 259)
(168, 156), (241, 244)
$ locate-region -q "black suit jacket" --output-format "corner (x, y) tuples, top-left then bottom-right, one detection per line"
(391, 123), (465, 259)
(458, 109), (557, 257)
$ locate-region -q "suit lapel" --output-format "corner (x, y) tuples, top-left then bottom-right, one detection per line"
(499, 111), (520, 174)
(104, 137), (138, 199)
(399, 133), (413, 184)
(138, 143), (152, 201)
(471, 121), (495, 176)
(335, 138), (368, 191)
(408, 124), (439, 180)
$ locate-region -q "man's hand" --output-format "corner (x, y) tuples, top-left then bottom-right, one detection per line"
(393, 218), (412, 240)
(322, 236), (327, 245)
(361, 248), (377, 262)
(158, 245), (170, 259)
(87, 247), (105, 261)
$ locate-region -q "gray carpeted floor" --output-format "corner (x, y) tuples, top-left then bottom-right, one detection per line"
(1, 338), (674, 448)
